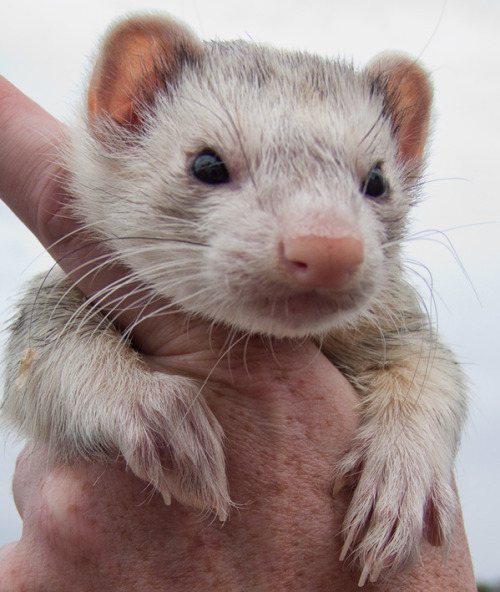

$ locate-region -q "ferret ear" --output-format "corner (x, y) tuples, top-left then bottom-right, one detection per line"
(366, 53), (433, 164)
(87, 14), (203, 129)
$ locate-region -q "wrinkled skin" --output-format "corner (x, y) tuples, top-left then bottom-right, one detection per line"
(0, 76), (476, 591)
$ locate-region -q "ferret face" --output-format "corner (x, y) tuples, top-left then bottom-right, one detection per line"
(67, 17), (431, 338)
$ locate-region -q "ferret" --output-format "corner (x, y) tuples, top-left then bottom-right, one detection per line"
(1, 13), (468, 586)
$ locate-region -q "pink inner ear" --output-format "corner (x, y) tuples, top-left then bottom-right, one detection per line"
(367, 55), (433, 164)
(88, 31), (170, 127)
(87, 16), (202, 128)
(384, 61), (433, 163)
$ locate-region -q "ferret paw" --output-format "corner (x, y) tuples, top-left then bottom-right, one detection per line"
(333, 433), (457, 586)
(116, 375), (231, 521)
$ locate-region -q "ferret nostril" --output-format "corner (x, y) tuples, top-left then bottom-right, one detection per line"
(290, 260), (308, 270)
(281, 234), (364, 289)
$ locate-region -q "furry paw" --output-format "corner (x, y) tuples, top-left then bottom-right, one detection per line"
(333, 430), (457, 586)
(115, 373), (231, 520)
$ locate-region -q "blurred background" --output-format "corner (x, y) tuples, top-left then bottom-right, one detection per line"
(1, 0), (499, 586)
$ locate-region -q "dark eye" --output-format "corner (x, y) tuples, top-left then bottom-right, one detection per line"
(192, 151), (229, 184)
(362, 166), (389, 199)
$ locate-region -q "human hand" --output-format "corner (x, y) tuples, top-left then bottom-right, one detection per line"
(0, 76), (476, 590)
(0, 339), (476, 591)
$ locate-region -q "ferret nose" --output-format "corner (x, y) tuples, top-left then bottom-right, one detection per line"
(281, 234), (364, 289)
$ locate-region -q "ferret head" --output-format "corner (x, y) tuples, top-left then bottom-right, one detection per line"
(67, 14), (432, 338)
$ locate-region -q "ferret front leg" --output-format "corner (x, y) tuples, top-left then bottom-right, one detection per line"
(332, 343), (467, 585)
(3, 277), (230, 520)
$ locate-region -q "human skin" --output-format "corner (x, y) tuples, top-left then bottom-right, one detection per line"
(0, 76), (477, 591)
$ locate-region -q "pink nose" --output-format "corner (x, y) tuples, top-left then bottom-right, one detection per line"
(281, 234), (364, 289)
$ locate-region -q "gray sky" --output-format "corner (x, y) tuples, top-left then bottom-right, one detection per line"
(1, 0), (499, 584)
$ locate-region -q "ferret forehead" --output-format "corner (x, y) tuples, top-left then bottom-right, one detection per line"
(200, 39), (363, 104)
(180, 40), (385, 141)
(185, 43), (388, 168)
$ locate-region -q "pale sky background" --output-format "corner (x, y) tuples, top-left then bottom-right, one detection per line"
(0, 0), (499, 585)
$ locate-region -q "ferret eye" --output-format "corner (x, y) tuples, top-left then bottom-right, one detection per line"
(192, 151), (229, 184)
(362, 166), (389, 199)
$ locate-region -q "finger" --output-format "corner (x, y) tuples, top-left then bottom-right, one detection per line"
(0, 76), (111, 279)
(0, 77), (167, 350)
(0, 75), (66, 246)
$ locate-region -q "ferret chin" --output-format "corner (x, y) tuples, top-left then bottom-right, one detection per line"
(2, 13), (468, 587)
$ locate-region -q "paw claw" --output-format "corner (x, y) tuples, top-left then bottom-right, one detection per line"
(335, 433), (457, 583)
(358, 564), (370, 587)
(339, 536), (351, 563)
(332, 475), (347, 497)
(116, 375), (230, 519)
(368, 562), (382, 584)
(217, 506), (228, 522)
(160, 488), (172, 506)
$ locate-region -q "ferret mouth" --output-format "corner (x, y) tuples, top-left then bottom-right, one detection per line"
(246, 288), (365, 337)
(274, 290), (357, 317)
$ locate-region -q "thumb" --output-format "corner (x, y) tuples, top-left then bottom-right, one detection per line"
(0, 76), (173, 353)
